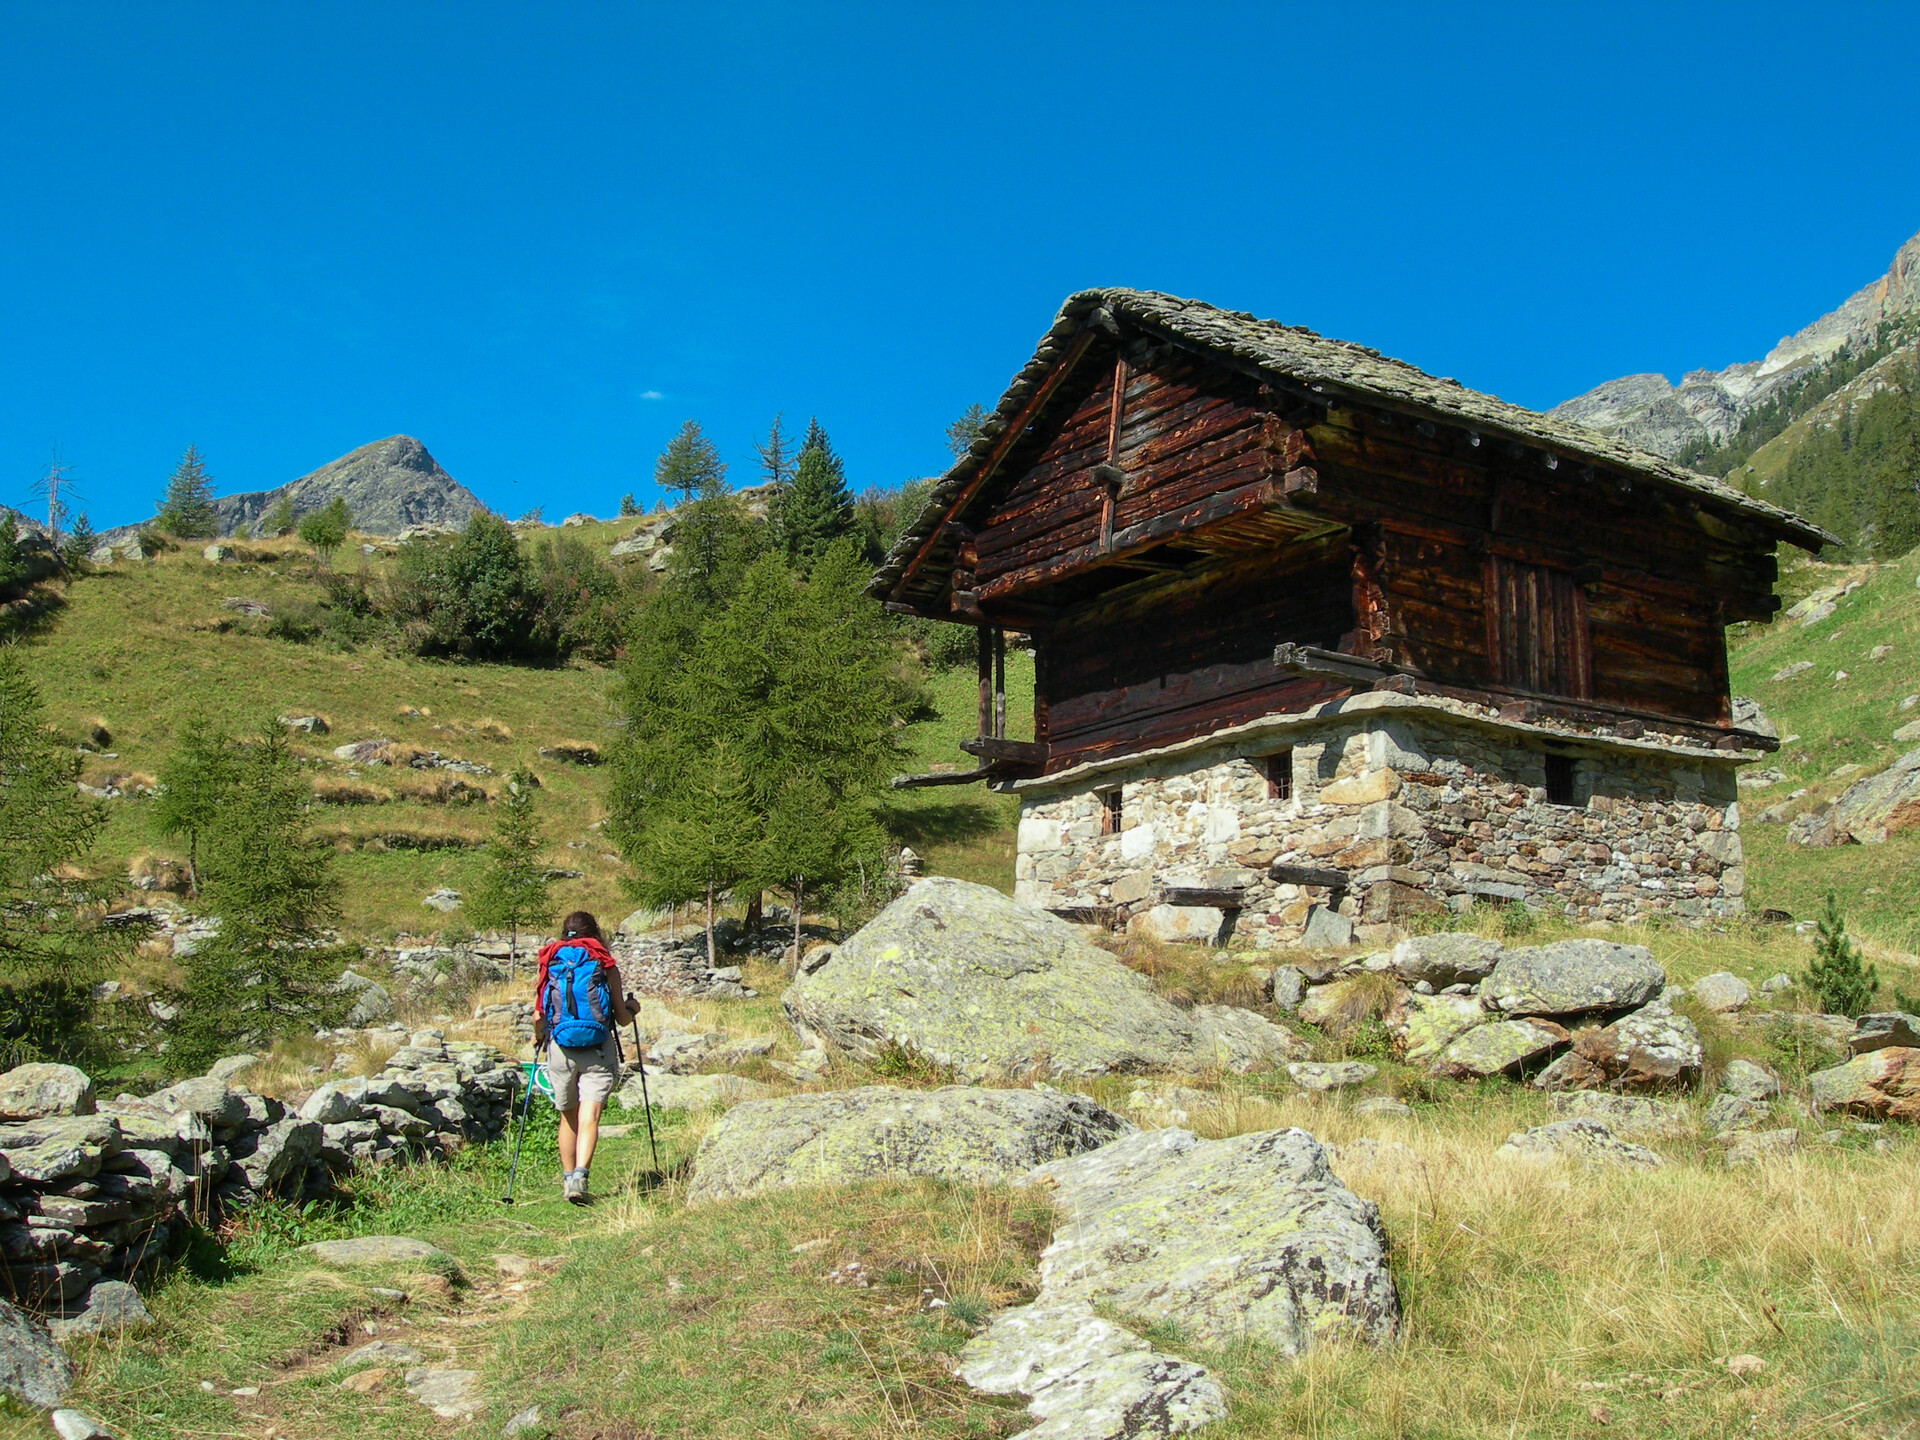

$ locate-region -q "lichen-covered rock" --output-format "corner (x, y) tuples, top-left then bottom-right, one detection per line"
(687, 1086), (1132, 1201)
(1187, 1005), (1307, 1073)
(1724, 1128), (1801, 1166)
(0, 1116), (121, 1184)
(784, 878), (1234, 1078)
(1390, 934), (1503, 988)
(1546, 1091), (1692, 1139)
(1562, 999), (1705, 1090)
(1286, 1061), (1376, 1092)
(1809, 1047), (1920, 1120)
(1497, 1119), (1663, 1168)
(0, 1065), (94, 1121)
(617, 1071), (772, 1113)
(1430, 1019), (1568, 1080)
(1720, 1059), (1781, 1101)
(1481, 940), (1664, 1017)
(956, 1302), (1227, 1440)
(1691, 973), (1751, 1013)
(1702, 1093), (1767, 1135)
(305, 1235), (449, 1267)
(0, 1297), (69, 1408)
(1850, 1013), (1920, 1055)
(1020, 1127), (1398, 1353)
(231, 1117), (322, 1193)
(142, 1076), (250, 1129)
(48, 1280), (151, 1340)
(1791, 746), (1920, 846)
(1396, 993), (1488, 1063)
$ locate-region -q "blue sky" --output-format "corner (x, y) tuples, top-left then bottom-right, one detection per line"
(4, 3), (1918, 530)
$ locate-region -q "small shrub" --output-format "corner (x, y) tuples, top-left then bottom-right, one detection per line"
(1802, 891), (1879, 1018)
(869, 1040), (956, 1085)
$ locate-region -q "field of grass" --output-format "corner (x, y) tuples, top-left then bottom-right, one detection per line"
(16, 909), (1920, 1440)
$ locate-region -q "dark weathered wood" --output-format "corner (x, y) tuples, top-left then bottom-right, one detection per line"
(891, 767), (994, 790)
(1156, 887), (1250, 908)
(1268, 862), (1352, 890)
(959, 735), (1047, 766)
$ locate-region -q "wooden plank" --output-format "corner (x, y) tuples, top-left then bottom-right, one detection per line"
(1268, 861), (1352, 890)
(959, 735), (1047, 766)
(1157, 887), (1250, 908)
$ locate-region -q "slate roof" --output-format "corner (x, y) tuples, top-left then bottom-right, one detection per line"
(872, 288), (1834, 599)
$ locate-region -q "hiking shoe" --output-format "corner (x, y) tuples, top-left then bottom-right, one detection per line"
(563, 1169), (586, 1203)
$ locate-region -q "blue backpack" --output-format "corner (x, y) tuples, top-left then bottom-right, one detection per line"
(542, 944), (611, 1048)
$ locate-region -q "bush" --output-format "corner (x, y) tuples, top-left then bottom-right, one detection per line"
(386, 512), (544, 661)
(531, 533), (645, 663)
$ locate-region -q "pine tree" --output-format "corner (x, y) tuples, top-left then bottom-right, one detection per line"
(778, 419), (854, 568)
(945, 402), (990, 458)
(755, 414), (796, 488)
(296, 496), (352, 566)
(62, 513), (97, 574)
(619, 493), (640, 517)
(157, 445), (219, 538)
(654, 420), (727, 505)
(469, 769), (552, 978)
(152, 713), (239, 895)
(172, 721), (347, 1066)
(1802, 891), (1880, 1018)
(0, 651), (151, 1062)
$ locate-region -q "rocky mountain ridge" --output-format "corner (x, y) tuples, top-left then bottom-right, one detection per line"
(1553, 227), (1920, 458)
(212, 435), (481, 538)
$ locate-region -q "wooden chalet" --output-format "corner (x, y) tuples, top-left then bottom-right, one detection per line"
(873, 290), (1831, 941)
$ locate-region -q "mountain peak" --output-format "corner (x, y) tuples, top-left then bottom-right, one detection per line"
(214, 435), (482, 537)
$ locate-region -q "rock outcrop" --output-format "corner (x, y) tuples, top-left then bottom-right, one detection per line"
(1788, 749), (1920, 846)
(1809, 1047), (1920, 1121)
(785, 879), (1299, 1079)
(685, 1086), (1132, 1201)
(1480, 940), (1665, 1017)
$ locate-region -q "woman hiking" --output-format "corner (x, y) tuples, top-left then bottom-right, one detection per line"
(534, 911), (636, 1203)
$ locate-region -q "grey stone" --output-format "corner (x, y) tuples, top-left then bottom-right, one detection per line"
(1760, 973), (1793, 995)
(345, 983), (393, 1027)
(1302, 905), (1354, 948)
(616, 1071), (771, 1114)
(1702, 1094), (1767, 1135)
(503, 1405), (544, 1437)
(1692, 973), (1752, 1014)
(422, 888), (464, 912)
(1286, 1061), (1377, 1092)
(784, 878), (1254, 1079)
(1268, 966), (1306, 1010)
(1790, 746), (1920, 846)
(1720, 1059), (1781, 1101)
(206, 1054), (259, 1084)
(1390, 933), (1503, 987)
(341, 1340), (427, 1369)
(1431, 1018), (1567, 1080)
(1481, 940), (1665, 1016)
(1019, 1126), (1398, 1353)
(0, 1064), (94, 1121)
(1546, 1091), (1692, 1139)
(687, 1085), (1131, 1202)
(144, 1076), (249, 1128)
(51, 1411), (112, 1440)
(1353, 1096), (1413, 1117)
(1850, 1012), (1920, 1055)
(48, 1280), (151, 1340)
(1724, 1128), (1801, 1167)
(0, 1297), (69, 1407)
(1497, 1119), (1663, 1168)
(1397, 992), (1489, 1063)
(300, 1083), (367, 1125)
(305, 1235), (449, 1267)
(405, 1366), (485, 1419)
(232, 1118), (322, 1193)
(956, 1302), (1227, 1439)
(0, 1115), (121, 1183)
(1188, 1004), (1307, 1073)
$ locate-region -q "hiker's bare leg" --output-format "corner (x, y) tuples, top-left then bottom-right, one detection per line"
(575, 1100), (604, 1173)
(558, 1106), (580, 1173)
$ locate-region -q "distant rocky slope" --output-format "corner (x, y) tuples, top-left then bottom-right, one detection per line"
(1553, 228), (1920, 459)
(214, 435), (480, 538)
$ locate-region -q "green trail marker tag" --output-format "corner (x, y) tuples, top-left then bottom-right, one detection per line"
(521, 1062), (555, 1106)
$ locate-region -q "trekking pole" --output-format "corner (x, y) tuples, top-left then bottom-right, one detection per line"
(499, 1065), (540, 1205)
(627, 997), (661, 1172)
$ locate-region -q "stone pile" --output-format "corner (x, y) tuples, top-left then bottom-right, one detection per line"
(0, 1036), (520, 1346)
(612, 932), (759, 999)
(1272, 933), (1703, 1091)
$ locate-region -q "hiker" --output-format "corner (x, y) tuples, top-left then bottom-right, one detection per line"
(534, 911), (637, 1203)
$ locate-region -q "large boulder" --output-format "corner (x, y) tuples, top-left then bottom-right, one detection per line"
(956, 1302), (1226, 1439)
(0, 1065), (94, 1121)
(1397, 993), (1488, 1063)
(1536, 1000), (1704, 1092)
(1497, 1119), (1663, 1168)
(784, 878), (1258, 1078)
(1390, 934), (1503, 988)
(1809, 1047), (1920, 1121)
(687, 1086), (1131, 1202)
(1789, 747), (1920, 846)
(0, 1116), (121, 1184)
(1430, 1019), (1567, 1080)
(0, 1298), (70, 1408)
(618, 1072), (772, 1113)
(1850, 1013), (1920, 1055)
(1480, 940), (1665, 1018)
(1017, 1127), (1398, 1354)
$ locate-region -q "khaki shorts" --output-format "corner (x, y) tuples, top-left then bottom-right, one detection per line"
(542, 1037), (619, 1111)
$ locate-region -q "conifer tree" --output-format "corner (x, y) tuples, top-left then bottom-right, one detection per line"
(652, 421), (747, 600)
(619, 493), (639, 517)
(654, 420), (727, 504)
(621, 743), (757, 968)
(777, 418), (854, 568)
(157, 445), (219, 538)
(1802, 891), (1880, 1018)
(152, 713), (239, 895)
(0, 651), (149, 1062)
(755, 414), (796, 488)
(262, 495), (296, 537)
(469, 769), (551, 978)
(62, 513), (97, 574)
(173, 721), (347, 1066)
(945, 402), (990, 458)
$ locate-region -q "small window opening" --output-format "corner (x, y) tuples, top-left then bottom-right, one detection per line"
(1100, 788), (1124, 835)
(1264, 749), (1294, 801)
(1543, 753), (1577, 806)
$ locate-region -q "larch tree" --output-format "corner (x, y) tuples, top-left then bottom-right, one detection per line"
(469, 768), (552, 979)
(152, 713), (240, 895)
(157, 445), (220, 539)
(0, 651), (151, 1063)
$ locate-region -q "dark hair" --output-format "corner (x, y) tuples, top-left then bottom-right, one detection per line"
(560, 910), (601, 941)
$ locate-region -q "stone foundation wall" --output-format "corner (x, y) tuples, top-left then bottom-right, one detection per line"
(1012, 703), (1743, 948)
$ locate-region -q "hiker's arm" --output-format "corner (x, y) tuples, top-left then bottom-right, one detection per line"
(607, 966), (636, 1025)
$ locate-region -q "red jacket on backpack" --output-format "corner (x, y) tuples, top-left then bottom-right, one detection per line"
(533, 935), (618, 1009)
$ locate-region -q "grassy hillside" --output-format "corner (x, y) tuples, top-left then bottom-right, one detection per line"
(1728, 549), (1920, 952)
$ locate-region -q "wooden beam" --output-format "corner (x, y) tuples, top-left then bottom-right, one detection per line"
(890, 768), (995, 790)
(959, 736), (1047, 767)
(1268, 861), (1352, 890)
(1156, 886), (1250, 908)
